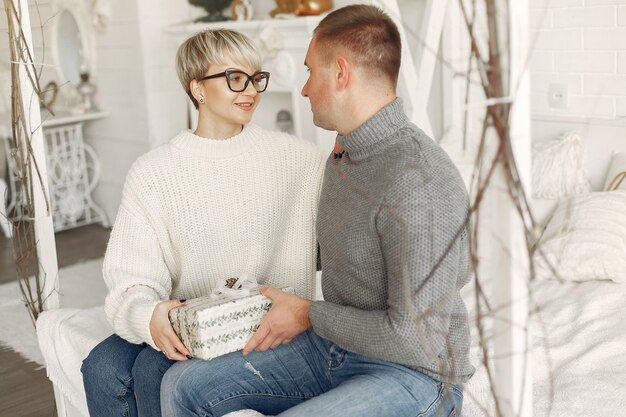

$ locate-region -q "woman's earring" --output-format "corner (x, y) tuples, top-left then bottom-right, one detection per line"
(199, 96), (205, 103)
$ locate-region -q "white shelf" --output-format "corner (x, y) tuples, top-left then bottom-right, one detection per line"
(166, 16), (324, 37)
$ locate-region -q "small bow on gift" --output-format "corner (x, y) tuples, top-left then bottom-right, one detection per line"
(210, 274), (259, 299)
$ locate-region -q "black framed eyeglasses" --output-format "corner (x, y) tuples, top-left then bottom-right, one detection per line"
(199, 69), (270, 93)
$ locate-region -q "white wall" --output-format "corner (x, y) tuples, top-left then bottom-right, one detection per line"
(529, 0), (626, 120)
(528, 0), (626, 192)
(86, 0), (201, 221)
(85, 0), (149, 221)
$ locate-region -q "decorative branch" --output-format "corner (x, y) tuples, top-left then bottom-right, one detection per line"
(3, 0), (55, 325)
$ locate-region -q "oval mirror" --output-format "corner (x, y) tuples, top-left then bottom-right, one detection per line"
(55, 10), (85, 85)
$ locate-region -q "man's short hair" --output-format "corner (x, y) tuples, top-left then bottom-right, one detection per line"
(176, 29), (262, 109)
(313, 5), (401, 86)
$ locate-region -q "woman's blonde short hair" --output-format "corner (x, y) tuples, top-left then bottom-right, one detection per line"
(176, 29), (263, 109)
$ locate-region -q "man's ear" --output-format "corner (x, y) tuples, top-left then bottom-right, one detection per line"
(335, 56), (350, 90)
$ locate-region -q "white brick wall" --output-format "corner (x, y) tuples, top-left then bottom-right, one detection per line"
(530, 50), (554, 71)
(535, 28), (583, 49)
(531, 72), (583, 94)
(585, 73), (626, 94)
(585, 27), (626, 48)
(553, 5), (615, 27)
(617, 97), (626, 115)
(619, 51), (626, 71)
(618, 5), (626, 23)
(530, 0), (626, 119)
(531, 0), (584, 7)
(554, 50), (616, 72)
(586, 0), (626, 5)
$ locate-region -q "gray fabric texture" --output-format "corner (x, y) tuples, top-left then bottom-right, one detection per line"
(310, 99), (475, 384)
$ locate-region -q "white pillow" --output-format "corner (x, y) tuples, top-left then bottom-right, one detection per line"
(534, 191), (626, 283)
(603, 151), (626, 191)
(532, 131), (591, 199)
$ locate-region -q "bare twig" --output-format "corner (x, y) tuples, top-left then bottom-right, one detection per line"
(3, 0), (52, 325)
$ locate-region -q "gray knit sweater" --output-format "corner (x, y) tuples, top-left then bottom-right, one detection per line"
(309, 99), (475, 384)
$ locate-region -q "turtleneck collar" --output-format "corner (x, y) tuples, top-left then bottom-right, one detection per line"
(338, 98), (408, 161)
(170, 123), (262, 159)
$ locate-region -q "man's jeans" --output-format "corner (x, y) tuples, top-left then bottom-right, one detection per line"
(161, 329), (462, 417)
(81, 334), (175, 417)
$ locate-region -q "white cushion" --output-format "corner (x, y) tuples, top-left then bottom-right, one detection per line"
(603, 151), (626, 191)
(534, 191), (626, 283)
(37, 307), (113, 416)
(532, 131), (591, 199)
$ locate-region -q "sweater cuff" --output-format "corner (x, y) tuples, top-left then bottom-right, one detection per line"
(309, 301), (339, 339)
(130, 300), (160, 350)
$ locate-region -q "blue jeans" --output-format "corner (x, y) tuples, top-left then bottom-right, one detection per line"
(161, 329), (462, 417)
(81, 334), (175, 417)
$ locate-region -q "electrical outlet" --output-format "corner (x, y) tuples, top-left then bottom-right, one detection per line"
(548, 83), (569, 109)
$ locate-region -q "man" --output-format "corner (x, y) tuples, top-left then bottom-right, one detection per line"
(161, 5), (474, 417)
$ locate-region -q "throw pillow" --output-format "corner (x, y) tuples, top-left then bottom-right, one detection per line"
(532, 131), (591, 199)
(534, 191), (626, 283)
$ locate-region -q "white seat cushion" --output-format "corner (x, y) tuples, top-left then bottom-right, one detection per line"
(37, 306), (113, 416)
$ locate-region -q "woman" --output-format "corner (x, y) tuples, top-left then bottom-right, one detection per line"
(81, 29), (325, 417)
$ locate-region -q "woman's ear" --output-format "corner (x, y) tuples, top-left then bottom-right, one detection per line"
(189, 80), (204, 103)
(335, 56), (350, 90)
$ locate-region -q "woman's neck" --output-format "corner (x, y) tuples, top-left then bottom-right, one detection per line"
(194, 118), (243, 140)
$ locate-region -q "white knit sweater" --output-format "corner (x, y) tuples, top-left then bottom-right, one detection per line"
(103, 124), (326, 349)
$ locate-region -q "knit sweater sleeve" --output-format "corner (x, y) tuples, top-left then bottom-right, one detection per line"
(310, 170), (468, 369)
(103, 163), (172, 350)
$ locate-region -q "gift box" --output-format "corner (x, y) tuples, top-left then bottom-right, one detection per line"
(169, 276), (293, 360)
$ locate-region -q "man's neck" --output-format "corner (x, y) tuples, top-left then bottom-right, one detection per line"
(337, 92), (396, 136)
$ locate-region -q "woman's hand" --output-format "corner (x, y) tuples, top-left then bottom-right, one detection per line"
(150, 299), (192, 361)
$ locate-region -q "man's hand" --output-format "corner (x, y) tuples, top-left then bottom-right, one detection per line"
(243, 287), (313, 355)
(150, 299), (192, 361)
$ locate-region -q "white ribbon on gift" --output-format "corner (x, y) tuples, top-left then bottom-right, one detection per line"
(209, 274), (260, 299)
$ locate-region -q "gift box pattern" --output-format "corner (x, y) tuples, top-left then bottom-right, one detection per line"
(169, 288), (293, 360)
